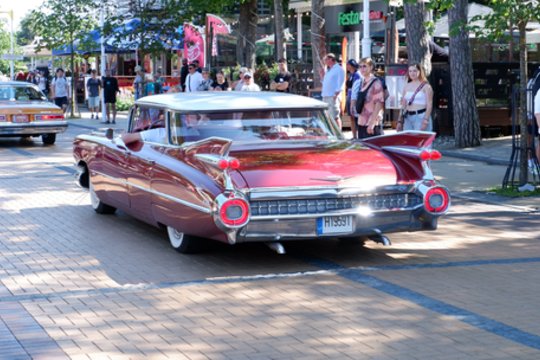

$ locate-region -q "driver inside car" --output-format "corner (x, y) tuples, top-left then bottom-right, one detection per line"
(122, 109), (167, 145)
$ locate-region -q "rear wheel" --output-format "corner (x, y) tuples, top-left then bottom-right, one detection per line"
(89, 179), (116, 214)
(42, 133), (56, 145)
(167, 226), (201, 254)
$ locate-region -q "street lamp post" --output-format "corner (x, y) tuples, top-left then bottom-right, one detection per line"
(0, 9), (14, 79)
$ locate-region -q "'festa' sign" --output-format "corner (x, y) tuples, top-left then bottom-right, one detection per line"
(325, 1), (387, 34)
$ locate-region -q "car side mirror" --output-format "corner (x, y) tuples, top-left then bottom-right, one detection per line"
(105, 128), (114, 139)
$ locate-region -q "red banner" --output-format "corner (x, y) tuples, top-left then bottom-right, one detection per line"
(184, 23), (205, 66)
(206, 14), (231, 57)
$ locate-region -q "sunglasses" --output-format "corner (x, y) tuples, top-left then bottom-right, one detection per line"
(359, 64), (369, 68)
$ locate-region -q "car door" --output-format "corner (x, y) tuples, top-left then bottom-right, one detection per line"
(126, 107), (167, 224)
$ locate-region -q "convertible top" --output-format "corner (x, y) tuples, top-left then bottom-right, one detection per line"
(135, 92), (328, 112)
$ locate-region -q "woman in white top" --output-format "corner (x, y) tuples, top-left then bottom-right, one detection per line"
(398, 63), (434, 132)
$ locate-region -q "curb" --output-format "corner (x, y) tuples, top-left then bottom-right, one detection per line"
(440, 149), (509, 166)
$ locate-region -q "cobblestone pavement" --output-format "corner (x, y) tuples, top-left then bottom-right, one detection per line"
(0, 124), (539, 359)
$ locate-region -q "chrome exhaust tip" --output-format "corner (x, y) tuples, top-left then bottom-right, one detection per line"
(266, 242), (286, 254)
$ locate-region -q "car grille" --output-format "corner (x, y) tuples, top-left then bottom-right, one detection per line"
(250, 194), (422, 216)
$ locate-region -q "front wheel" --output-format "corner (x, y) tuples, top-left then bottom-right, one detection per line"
(167, 226), (201, 254)
(42, 133), (56, 145)
(89, 180), (116, 214)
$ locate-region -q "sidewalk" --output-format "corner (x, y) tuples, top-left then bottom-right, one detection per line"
(67, 111), (539, 211)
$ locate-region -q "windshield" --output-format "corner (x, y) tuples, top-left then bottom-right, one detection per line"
(169, 109), (342, 145)
(0, 85), (47, 101)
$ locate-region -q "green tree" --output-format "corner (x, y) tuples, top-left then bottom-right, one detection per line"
(31, 0), (96, 118)
(472, 0), (540, 185)
(404, 0), (432, 76)
(105, 0), (193, 65)
(435, 0), (481, 148)
(310, 0), (325, 88)
(0, 24), (10, 74)
(236, 0), (258, 69)
(16, 12), (37, 46)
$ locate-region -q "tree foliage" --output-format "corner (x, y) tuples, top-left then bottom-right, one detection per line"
(470, 0), (540, 185)
(104, 0), (192, 62)
(0, 23), (10, 74)
(16, 13), (38, 46)
(31, 0), (96, 118)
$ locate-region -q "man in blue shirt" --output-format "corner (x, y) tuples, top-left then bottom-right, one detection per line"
(321, 53), (345, 129)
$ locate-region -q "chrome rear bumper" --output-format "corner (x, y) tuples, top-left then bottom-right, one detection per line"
(0, 121), (68, 136)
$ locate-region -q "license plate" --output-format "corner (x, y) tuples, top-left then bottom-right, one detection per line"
(317, 215), (354, 235)
(13, 115), (29, 123)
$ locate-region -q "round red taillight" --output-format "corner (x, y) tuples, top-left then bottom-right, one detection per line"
(217, 159), (229, 170)
(229, 158), (240, 169)
(219, 198), (249, 226)
(429, 150), (442, 161)
(419, 150), (431, 161)
(419, 150), (442, 161)
(424, 187), (450, 213)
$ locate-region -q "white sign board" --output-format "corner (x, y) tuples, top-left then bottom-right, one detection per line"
(1, 54), (24, 61)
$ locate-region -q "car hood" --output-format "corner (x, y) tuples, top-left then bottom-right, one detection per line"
(230, 141), (397, 190)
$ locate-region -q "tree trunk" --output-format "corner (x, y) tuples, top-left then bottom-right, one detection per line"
(448, 0), (481, 148)
(518, 21), (529, 185)
(310, 0), (326, 88)
(273, 0), (286, 61)
(404, 0), (431, 75)
(237, 0), (258, 69)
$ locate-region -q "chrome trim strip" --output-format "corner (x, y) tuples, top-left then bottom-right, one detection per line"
(246, 184), (418, 200)
(91, 170), (212, 214)
(250, 206), (421, 220)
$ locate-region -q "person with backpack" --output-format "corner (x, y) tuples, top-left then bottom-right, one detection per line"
(397, 63), (434, 132)
(350, 57), (386, 139)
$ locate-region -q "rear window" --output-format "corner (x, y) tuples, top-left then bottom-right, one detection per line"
(169, 109), (342, 145)
(0, 85), (46, 101)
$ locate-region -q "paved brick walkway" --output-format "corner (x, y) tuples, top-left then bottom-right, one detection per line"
(0, 124), (539, 359)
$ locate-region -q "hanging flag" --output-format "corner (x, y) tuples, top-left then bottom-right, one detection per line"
(341, 36), (348, 115)
(206, 14), (231, 57)
(183, 23), (205, 66)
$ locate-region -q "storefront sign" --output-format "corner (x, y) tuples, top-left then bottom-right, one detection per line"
(325, 1), (387, 34)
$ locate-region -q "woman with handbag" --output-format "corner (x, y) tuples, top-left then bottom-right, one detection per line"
(350, 57), (386, 139)
(397, 63), (434, 132)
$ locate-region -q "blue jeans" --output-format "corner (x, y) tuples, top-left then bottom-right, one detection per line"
(404, 113), (432, 132)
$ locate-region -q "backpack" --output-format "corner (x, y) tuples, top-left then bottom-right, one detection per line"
(377, 75), (390, 101)
(355, 78), (379, 114)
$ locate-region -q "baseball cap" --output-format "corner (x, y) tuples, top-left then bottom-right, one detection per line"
(347, 59), (359, 68)
(243, 72), (253, 78)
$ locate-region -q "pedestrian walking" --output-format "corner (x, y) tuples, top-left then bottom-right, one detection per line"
(102, 68), (120, 124)
(87, 70), (102, 120)
(321, 53), (345, 129)
(50, 68), (70, 113)
(397, 63), (434, 132)
(270, 59), (291, 93)
(133, 65), (146, 100)
(154, 69), (165, 94)
(185, 63), (203, 92)
(350, 57), (385, 139)
(346, 59), (361, 137)
(37, 70), (49, 99)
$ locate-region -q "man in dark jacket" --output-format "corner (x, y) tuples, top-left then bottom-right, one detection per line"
(180, 59), (189, 92)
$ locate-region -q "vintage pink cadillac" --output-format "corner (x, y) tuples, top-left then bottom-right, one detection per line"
(73, 92), (450, 253)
